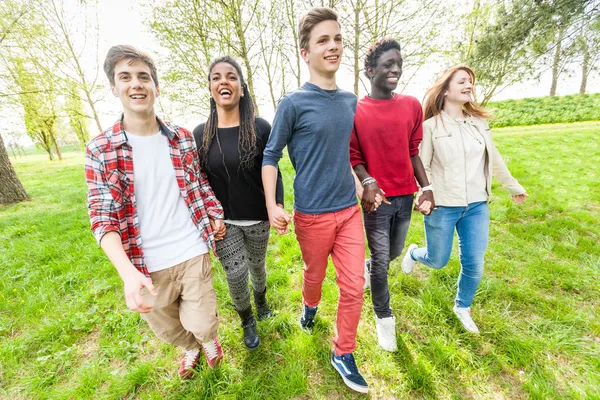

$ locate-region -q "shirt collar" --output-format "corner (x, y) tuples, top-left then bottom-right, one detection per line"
(110, 114), (181, 148)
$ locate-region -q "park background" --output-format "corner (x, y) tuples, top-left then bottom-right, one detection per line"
(1, 0), (599, 398)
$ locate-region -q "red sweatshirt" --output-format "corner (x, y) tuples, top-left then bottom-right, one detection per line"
(350, 93), (423, 197)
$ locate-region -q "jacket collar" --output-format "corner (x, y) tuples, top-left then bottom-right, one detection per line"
(440, 110), (477, 126)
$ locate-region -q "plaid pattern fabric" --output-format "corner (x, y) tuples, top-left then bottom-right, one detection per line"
(85, 116), (223, 276)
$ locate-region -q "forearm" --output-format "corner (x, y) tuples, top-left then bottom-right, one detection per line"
(411, 155), (430, 188)
(100, 231), (139, 280)
(275, 166), (285, 206)
(352, 164), (371, 183)
(262, 165), (279, 209)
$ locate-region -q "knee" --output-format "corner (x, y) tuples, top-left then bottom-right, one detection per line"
(340, 278), (365, 300)
(187, 314), (219, 343)
(461, 259), (484, 277)
(428, 254), (450, 270)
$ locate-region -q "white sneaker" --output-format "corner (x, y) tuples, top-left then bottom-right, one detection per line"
(363, 259), (371, 290)
(375, 316), (397, 352)
(401, 244), (418, 274)
(453, 306), (480, 334)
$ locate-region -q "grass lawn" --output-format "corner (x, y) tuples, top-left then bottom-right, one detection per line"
(1, 121), (599, 399)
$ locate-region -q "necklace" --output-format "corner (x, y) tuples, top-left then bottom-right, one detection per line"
(448, 115), (483, 145)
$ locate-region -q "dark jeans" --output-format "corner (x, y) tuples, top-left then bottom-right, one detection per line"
(364, 194), (413, 318)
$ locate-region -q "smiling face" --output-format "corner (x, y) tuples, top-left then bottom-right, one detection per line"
(445, 69), (474, 105)
(111, 58), (159, 118)
(300, 19), (343, 78)
(369, 48), (403, 94)
(209, 62), (242, 111)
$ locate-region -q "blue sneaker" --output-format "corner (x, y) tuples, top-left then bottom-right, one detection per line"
(300, 304), (318, 331)
(331, 352), (369, 393)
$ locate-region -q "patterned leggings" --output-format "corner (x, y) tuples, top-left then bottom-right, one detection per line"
(215, 221), (271, 311)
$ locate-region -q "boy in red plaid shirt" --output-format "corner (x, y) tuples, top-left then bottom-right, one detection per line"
(85, 45), (225, 378)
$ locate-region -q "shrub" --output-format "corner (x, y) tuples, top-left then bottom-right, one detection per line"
(487, 93), (600, 128)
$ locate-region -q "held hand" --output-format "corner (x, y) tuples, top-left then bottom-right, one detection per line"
(268, 204), (291, 235)
(417, 190), (435, 215)
(361, 183), (389, 213)
(356, 184), (364, 200)
(210, 218), (227, 240)
(511, 193), (528, 205)
(122, 269), (157, 314)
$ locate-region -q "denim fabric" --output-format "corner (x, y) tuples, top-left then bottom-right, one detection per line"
(364, 195), (414, 318)
(411, 201), (489, 308)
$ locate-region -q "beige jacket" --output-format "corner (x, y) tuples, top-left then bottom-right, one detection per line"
(420, 111), (525, 206)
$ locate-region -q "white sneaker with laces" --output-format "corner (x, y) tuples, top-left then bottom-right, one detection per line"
(453, 306), (480, 334)
(363, 258), (371, 290)
(401, 244), (418, 274)
(375, 316), (397, 352)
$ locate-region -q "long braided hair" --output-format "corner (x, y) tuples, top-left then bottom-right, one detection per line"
(199, 56), (258, 171)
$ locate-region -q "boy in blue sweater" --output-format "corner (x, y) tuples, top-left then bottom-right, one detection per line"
(262, 7), (372, 394)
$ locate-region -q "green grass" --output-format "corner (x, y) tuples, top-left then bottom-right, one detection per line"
(488, 93), (600, 128)
(1, 121), (599, 399)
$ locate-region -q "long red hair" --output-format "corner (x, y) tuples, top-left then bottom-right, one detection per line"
(423, 65), (491, 121)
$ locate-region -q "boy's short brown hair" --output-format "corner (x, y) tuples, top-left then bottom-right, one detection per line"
(103, 45), (159, 87)
(298, 7), (339, 51)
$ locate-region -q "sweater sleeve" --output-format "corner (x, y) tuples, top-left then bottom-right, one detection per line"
(349, 122), (365, 167)
(409, 98), (424, 156)
(258, 118), (285, 206)
(262, 96), (295, 167)
(419, 120), (434, 183)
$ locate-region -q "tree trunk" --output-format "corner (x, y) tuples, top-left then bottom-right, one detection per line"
(353, 0), (361, 95)
(0, 134), (29, 205)
(550, 29), (563, 97)
(580, 45), (589, 94)
(49, 130), (62, 160)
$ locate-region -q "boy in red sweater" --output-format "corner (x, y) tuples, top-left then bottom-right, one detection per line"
(350, 38), (434, 351)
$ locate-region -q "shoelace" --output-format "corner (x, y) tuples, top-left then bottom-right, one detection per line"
(184, 349), (200, 368)
(202, 340), (219, 359)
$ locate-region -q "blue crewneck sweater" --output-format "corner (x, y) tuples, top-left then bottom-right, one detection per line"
(263, 82), (358, 214)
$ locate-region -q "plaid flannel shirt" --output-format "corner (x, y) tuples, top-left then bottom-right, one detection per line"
(85, 116), (223, 277)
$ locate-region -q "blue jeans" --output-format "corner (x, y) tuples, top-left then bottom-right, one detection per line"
(364, 195), (413, 318)
(410, 201), (489, 308)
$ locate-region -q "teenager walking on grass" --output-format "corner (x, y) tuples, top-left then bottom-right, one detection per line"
(350, 38), (434, 352)
(262, 7), (371, 394)
(193, 56), (284, 350)
(85, 45), (225, 379)
(402, 65), (528, 333)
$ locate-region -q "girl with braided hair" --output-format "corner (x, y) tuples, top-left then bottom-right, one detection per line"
(193, 56), (284, 350)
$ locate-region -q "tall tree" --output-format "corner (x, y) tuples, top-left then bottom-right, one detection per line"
(149, 0), (263, 116)
(40, 0), (104, 133)
(464, 0), (594, 104)
(0, 0), (29, 204)
(10, 58), (62, 160)
(0, 133), (29, 205)
(576, 12), (600, 93)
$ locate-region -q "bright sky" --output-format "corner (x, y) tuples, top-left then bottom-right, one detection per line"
(4, 0), (599, 145)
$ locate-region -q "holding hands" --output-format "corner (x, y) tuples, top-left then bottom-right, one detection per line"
(362, 181), (390, 213)
(268, 203), (291, 235)
(416, 189), (435, 215)
(210, 218), (227, 240)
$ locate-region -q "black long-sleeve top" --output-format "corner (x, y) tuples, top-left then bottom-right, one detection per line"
(193, 117), (284, 221)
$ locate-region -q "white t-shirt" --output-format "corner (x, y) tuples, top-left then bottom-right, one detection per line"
(126, 131), (208, 273)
